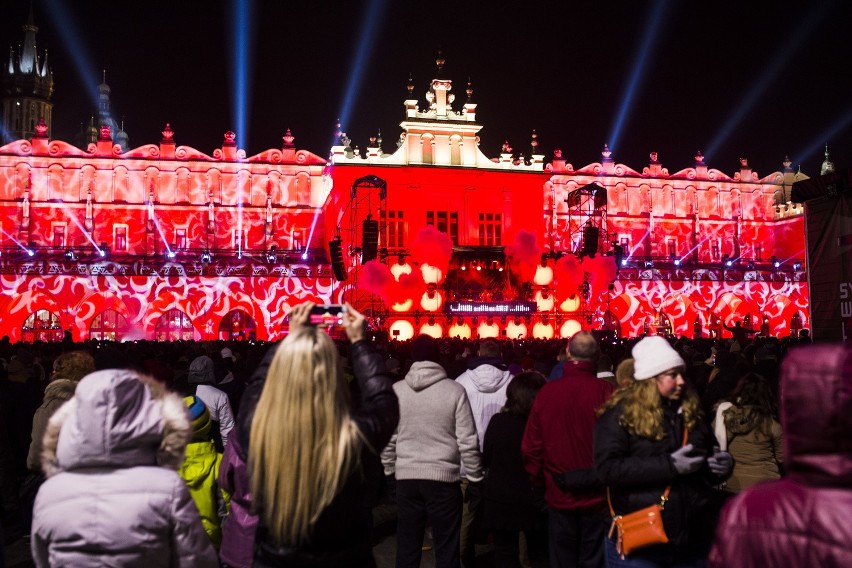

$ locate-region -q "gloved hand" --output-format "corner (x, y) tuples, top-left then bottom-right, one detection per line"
(670, 443), (704, 475)
(707, 446), (734, 477)
(464, 481), (484, 512)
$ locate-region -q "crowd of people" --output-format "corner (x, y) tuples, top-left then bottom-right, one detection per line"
(0, 314), (849, 567)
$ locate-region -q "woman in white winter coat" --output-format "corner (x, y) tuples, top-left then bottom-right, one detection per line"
(30, 369), (218, 568)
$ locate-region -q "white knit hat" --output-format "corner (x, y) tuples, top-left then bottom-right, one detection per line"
(631, 336), (685, 380)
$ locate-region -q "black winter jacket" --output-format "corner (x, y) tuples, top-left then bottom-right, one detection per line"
(237, 339), (399, 567)
(594, 397), (724, 557)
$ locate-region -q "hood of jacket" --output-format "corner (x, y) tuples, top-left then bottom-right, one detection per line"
(781, 345), (852, 487)
(404, 361), (448, 392)
(460, 359), (512, 393)
(42, 378), (78, 405)
(41, 369), (190, 477)
(188, 355), (215, 384)
(723, 404), (772, 435)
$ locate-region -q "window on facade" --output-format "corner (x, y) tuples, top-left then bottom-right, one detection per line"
(218, 309), (257, 341)
(22, 309), (63, 342)
(154, 308), (196, 341)
(114, 225), (128, 252)
(754, 243), (762, 261)
(175, 228), (187, 250)
(233, 230), (247, 250)
(711, 240), (720, 261)
(478, 213), (502, 246)
(52, 225), (66, 248)
(89, 309), (129, 341)
(380, 210), (405, 248)
(667, 239), (676, 258)
(426, 211), (459, 244)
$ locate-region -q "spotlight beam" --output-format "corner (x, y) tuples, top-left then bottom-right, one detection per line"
(606, 0), (669, 153)
(333, 0), (389, 147)
(792, 107), (852, 170)
(704, 3), (832, 162)
(228, 0), (257, 150)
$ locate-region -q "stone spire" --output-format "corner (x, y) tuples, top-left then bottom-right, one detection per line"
(820, 145), (835, 175)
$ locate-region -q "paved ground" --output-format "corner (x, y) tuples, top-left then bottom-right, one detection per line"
(3, 504), (497, 568)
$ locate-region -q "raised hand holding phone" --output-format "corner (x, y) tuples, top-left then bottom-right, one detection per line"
(342, 303), (366, 344)
(288, 301), (314, 334)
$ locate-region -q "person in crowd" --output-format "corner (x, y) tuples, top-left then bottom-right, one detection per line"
(597, 355), (617, 387)
(547, 341), (569, 381)
(712, 372), (783, 494)
(30, 368), (218, 567)
(26, 351), (96, 474)
(595, 336), (733, 567)
(523, 331), (614, 567)
(179, 395), (229, 548)
(217, 347), (244, 413)
(382, 333), (483, 568)
(218, 428), (258, 568)
(187, 354), (235, 449)
(456, 338), (514, 567)
(246, 302), (399, 567)
(708, 343), (851, 566)
(614, 358), (634, 390)
(483, 371), (548, 568)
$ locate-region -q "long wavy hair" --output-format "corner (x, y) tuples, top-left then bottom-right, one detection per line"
(249, 327), (362, 545)
(599, 376), (702, 440)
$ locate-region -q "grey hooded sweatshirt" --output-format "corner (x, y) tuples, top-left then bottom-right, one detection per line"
(31, 369), (218, 568)
(382, 361), (483, 482)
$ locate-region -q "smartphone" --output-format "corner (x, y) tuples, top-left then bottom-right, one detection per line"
(309, 304), (346, 325)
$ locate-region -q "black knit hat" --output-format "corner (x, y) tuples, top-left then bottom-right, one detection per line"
(411, 334), (440, 363)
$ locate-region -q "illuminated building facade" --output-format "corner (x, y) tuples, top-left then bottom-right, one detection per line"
(0, 56), (810, 342)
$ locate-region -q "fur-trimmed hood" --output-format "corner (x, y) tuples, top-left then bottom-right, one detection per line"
(41, 369), (190, 477)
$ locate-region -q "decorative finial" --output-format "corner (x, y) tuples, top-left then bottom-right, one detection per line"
(501, 140), (513, 154)
(783, 155), (792, 170)
(283, 128), (294, 147)
(695, 150), (705, 164)
(553, 148), (563, 159)
(223, 131), (236, 146)
(466, 77), (473, 103)
(102, 68), (106, 84)
(161, 123), (174, 140)
(740, 157), (748, 168)
(377, 130), (382, 148)
(334, 119), (342, 144)
(601, 144), (612, 160)
(649, 151), (659, 163)
(530, 130), (539, 154)
(34, 117), (48, 137)
(436, 50), (445, 73)
(407, 73), (414, 96)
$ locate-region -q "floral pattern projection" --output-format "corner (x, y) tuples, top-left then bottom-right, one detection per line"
(598, 278), (808, 338)
(0, 267), (338, 342)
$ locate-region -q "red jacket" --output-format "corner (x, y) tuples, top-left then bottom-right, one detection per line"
(708, 344), (852, 567)
(521, 360), (614, 510)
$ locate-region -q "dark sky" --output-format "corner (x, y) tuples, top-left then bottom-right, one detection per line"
(4, 0), (852, 177)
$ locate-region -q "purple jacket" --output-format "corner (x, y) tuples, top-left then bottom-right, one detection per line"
(218, 432), (258, 568)
(709, 344), (852, 567)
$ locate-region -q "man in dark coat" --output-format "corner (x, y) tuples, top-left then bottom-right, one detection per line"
(522, 332), (614, 567)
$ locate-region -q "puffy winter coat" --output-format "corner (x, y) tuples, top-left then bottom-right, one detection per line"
(709, 344), (852, 567)
(715, 404), (783, 492)
(218, 434), (257, 568)
(31, 369), (218, 568)
(178, 440), (229, 547)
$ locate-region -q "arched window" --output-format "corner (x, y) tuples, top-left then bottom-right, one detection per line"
(154, 308), (197, 341)
(22, 310), (63, 342)
(89, 309), (129, 341)
(218, 309), (257, 341)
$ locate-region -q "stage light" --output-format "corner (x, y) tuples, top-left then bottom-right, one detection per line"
(265, 251), (277, 264)
(301, 252), (308, 260)
(621, 258), (629, 267)
(166, 249), (176, 260)
(745, 261), (755, 270)
(722, 254), (732, 268)
(64, 249), (76, 261)
(793, 262), (802, 271)
(643, 259), (654, 269)
(673, 258), (681, 267)
(26, 248), (35, 257)
(200, 251), (213, 264)
(98, 242), (109, 259)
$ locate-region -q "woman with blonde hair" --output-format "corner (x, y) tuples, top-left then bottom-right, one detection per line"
(240, 302), (398, 567)
(594, 336), (733, 567)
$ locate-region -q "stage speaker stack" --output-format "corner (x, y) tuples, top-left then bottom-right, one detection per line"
(328, 237), (346, 281)
(582, 226), (599, 257)
(361, 217), (379, 262)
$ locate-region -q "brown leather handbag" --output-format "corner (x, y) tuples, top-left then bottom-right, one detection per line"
(606, 425), (688, 559)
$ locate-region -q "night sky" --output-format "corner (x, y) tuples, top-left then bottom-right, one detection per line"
(3, 0), (851, 177)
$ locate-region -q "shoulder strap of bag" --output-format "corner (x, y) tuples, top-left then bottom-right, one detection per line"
(607, 423), (688, 516)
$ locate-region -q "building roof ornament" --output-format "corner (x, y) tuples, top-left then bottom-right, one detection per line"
(821, 145), (834, 175)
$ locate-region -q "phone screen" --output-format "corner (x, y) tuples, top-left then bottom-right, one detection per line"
(309, 304), (345, 326)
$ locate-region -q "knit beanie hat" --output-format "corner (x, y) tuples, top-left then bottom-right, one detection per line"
(184, 395), (212, 442)
(631, 336), (685, 380)
(411, 334), (440, 363)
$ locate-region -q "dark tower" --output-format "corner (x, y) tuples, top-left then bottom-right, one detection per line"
(1, 5), (54, 143)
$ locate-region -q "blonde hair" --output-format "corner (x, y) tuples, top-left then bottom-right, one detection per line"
(598, 376), (702, 440)
(249, 327), (362, 545)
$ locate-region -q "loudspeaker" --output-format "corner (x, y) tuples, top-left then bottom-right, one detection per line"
(361, 217), (379, 262)
(328, 238), (346, 281)
(582, 226), (599, 257)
